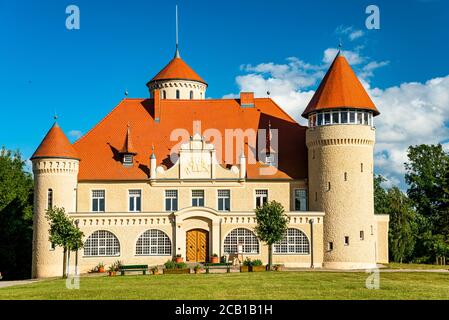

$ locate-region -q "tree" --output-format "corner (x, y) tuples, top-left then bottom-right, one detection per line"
(405, 144), (449, 236)
(0, 147), (33, 280)
(254, 201), (288, 270)
(46, 207), (84, 278)
(386, 187), (416, 263)
(374, 174), (389, 215)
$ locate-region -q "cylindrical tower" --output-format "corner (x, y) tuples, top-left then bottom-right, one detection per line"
(31, 122), (79, 278)
(302, 52), (380, 269)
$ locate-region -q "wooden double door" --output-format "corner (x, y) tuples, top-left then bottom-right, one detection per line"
(186, 229), (209, 262)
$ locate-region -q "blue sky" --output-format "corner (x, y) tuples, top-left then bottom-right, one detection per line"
(1, 0), (449, 187)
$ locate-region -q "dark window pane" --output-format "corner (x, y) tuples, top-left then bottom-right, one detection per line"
(173, 200), (178, 211)
(136, 197), (141, 211)
(100, 199), (105, 212)
(341, 112), (348, 123)
(93, 200), (98, 212)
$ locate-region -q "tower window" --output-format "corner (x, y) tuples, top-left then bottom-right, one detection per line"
(344, 172), (347, 181)
(361, 163), (364, 172)
(349, 111), (356, 123)
(312, 150), (315, 159)
(317, 113), (323, 126)
(176, 90), (180, 99)
(344, 236), (350, 246)
(324, 113), (331, 125)
(328, 242), (333, 251)
(360, 231), (365, 240)
(47, 189), (53, 210)
(162, 90), (166, 99)
(315, 192), (317, 201)
(341, 111), (348, 123)
(357, 112), (363, 124)
(371, 225), (374, 235)
(332, 112), (339, 124)
(328, 182), (331, 191)
(189, 90), (193, 99)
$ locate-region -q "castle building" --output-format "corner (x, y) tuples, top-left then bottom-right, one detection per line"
(30, 44), (389, 278)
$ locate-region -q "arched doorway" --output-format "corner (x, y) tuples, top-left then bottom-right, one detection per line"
(186, 229), (209, 262)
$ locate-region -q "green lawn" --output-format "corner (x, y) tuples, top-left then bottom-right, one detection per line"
(1, 271), (448, 300)
(385, 262), (449, 270)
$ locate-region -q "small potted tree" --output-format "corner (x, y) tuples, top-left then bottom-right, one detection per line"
(175, 254), (183, 263)
(108, 265), (116, 276)
(210, 253), (219, 264)
(193, 264), (202, 274)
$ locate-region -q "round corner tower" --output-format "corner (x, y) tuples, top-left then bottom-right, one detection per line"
(31, 122), (79, 278)
(303, 52), (380, 269)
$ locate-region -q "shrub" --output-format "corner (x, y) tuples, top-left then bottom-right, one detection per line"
(220, 255), (227, 263)
(243, 257), (252, 266)
(211, 253), (218, 257)
(164, 260), (177, 269)
(111, 260), (122, 271)
(252, 259), (263, 266)
(176, 262), (187, 269)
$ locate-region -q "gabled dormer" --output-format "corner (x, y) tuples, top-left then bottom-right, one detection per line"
(119, 124), (137, 166)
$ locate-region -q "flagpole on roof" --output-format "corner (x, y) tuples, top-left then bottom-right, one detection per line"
(175, 5), (180, 58)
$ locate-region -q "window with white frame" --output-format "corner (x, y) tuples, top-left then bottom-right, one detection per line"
(255, 190), (268, 208)
(92, 190), (105, 212)
(294, 189), (307, 211)
(309, 110), (373, 127)
(128, 189), (141, 212)
(192, 190), (204, 207)
(84, 230), (120, 256)
(123, 154), (133, 165)
(165, 190), (178, 211)
(176, 89), (180, 99)
(223, 228), (259, 254)
(135, 229), (171, 255)
(274, 228), (310, 254)
(217, 189), (230, 211)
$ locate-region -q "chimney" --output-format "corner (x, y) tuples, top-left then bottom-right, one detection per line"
(240, 92), (254, 108)
(154, 89), (161, 123)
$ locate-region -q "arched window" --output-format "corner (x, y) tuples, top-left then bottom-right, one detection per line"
(274, 228), (310, 254)
(189, 90), (193, 99)
(176, 89), (180, 99)
(135, 229), (171, 255)
(223, 228), (259, 254)
(84, 230), (120, 256)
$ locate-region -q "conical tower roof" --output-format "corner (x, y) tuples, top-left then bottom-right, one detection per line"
(148, 56), (207, 85)
(302, 53), (379, 118)
(31, 122), (79, 160)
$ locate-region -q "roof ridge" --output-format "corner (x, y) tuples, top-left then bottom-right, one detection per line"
(260, 98), (302, 126)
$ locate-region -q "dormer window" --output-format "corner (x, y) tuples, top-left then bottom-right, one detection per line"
(123, 154), (133, 165)
(176, 90), (180, 99)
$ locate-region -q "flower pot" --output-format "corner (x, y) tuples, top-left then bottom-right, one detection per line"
(151, 270), (158, 275)
(240, 266), (250, 272)
(250, 265), (266, 272)
(210, 256), (219, 264)
(194, 269), (200, 274)
(175, 257), (183, 263)
(98, 267), (105, 273)
(108, 271), (116, 276)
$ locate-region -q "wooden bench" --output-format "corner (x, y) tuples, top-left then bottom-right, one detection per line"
(119, 264), (148, 276)
(204, 262), (232, 273)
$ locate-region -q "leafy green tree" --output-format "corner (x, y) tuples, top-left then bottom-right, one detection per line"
(374, 174), (389, 215)
(405, 144), (449, 236)
(0, 147), (33, 280)
(386, 187), (416, 263)
(254, 201), (288, 270)
(46, 207), (84, 278)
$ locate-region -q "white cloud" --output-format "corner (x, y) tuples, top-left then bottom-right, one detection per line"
(224, 48), (449, 188)
(68, 130), (83, 140)
(335, 25), (365, 41)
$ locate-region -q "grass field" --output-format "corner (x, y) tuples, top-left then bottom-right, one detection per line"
(0, 271), (448, 300)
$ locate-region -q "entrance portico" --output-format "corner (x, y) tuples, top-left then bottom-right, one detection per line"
(174, 207), (221, 262)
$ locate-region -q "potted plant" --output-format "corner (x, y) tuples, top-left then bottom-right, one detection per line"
(175, 254), (183, 263)
(151, 266), (159, 275)
(250, 259), (266, 272)
(193, 264), (202, 274)
(240, 257), (251, 272)
(108, 265), (116, 276)
(210, 253), (219, 264)
(163, 260), (190, 274)
(97, 262), (105, 273)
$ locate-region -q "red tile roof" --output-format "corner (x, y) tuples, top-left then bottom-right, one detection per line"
(73, 98), (307, 181)
(148, 57), (207, 85)
(302, 53), (379, 117)
(31, 123), (79, 160)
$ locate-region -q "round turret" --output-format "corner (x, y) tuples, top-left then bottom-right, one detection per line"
(31, 122), (79, 278)
(303, 53), (380, 269)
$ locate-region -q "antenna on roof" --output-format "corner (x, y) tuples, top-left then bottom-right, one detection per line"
(174, 5), (180, 58)
(53, 110), (58, 122)
(337, 39), (343, 56)
(125, 89), (129, 97)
